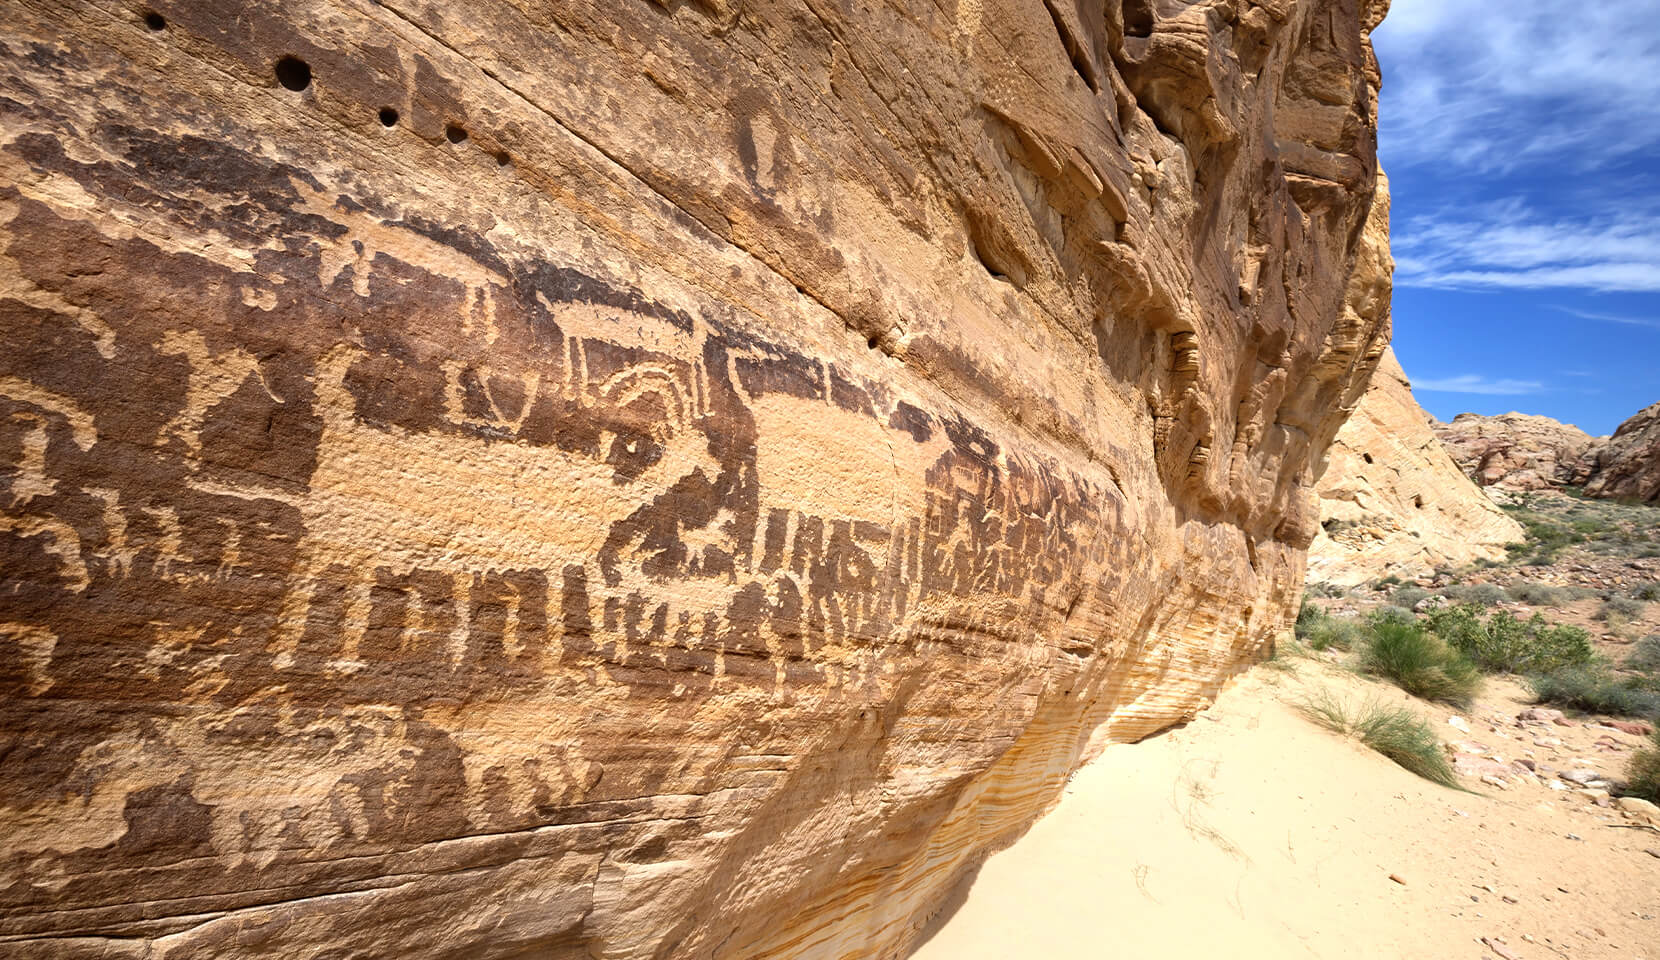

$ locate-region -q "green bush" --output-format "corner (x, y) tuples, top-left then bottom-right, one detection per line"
(1360, 614), (1482, 707)
(1440, 583), (1506, 607)
(1425, 604), (1593, 675)
(1391, 584), (1431, 610)
(1629, 729), (1660, 802)
(1601, 596), (1647, 621)
(1295, 600), (1359, 652)
(1527, 666), (1660, 719)
(1505, 581), (1569, 607)
(1628, 635), (1660, 675)
(1296, 690), (1460, 788)
(1632, 582), (1660, 602)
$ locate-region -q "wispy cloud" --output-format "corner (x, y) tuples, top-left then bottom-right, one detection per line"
(1410, 374), (1545, 396)
(1375, 1), (1660, 175)
(1392, 203), (1660, 293)
(1555, 306), (1660, 330)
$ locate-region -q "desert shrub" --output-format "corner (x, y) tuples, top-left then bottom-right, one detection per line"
(1360, 614), (1481, 707)
(1629, 635), (1660, 675)
(1441, 583), (1506, 607)
(1295, 601), (1360, 652)
(1628, 729), (1660, 802)
(1599, 596), (1647, 621)
(1391, 584), (1431, 610)
(1505, 513), (1584, 564)
(1425, 605), (1593, 675)
(1505, 581), (1569, 607)
(1632, 582), (1660, 602)
(1527, 666), (1660, 719)
(1375, 575), (1403, 589)
(1297, 690), (1460, 788)
(1305, 581), (1348, 599)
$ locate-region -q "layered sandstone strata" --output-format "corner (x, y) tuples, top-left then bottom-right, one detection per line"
(0, 1), (1389, 957)
(1434, 412), (1600, 492)
(1310, 348), (1523, 586)
(1580, 402), (1660, 502)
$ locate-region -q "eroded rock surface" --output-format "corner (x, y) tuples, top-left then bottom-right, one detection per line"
(0, 1), (1389, 957)
(1310, 348), (1523, 586)
(1580, 402), (1660, 503)
(1434, 412), (1600, 492)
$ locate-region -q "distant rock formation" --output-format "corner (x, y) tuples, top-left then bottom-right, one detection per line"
(1580, 403), (1660, 502)
(1434, 412), (1601, 491)
(0, 2), (1390, 957)
(1310, 350), (1524, 586)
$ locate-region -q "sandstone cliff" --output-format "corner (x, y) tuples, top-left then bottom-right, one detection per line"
(1579, 402), (1660, 502)
(0, 2), (1390, 957)
(1434, 412), (1600, 491)
(1309, 348), (1523, 586)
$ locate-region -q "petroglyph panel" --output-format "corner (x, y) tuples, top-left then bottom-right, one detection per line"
(0, 0), (1390, 957)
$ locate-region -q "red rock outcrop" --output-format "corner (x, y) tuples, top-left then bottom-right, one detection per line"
(1580, 402), (1660, 502)
(1434, 412), (1601, 492)
(0, 1), (1390, 957)
(1311, 348), (1523, 586)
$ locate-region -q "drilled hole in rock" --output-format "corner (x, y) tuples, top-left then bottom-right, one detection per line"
(494, 151), (511, 166)
(1362, 453), (1374, 464)
(867, 336), (879, 350)
(1123, 0), (1154, 38)
(445, 123), (468, 144)
(143, 11), (166, 30)
(275, 56), (311, 92)
(378, 107), (399, 127)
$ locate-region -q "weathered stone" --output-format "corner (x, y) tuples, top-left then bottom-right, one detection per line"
(1309, 350), (1523, 585)
(1435, 412), (1602, 491)
(0, 1), (1389, 957)
(1579, 402), (1660, 502)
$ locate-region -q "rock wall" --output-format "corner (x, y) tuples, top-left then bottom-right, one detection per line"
(1580, 402), (1660, 502)
(1434, 412), (1600, 492)
(0, 1), (1390, 957)
(1310, 346), (1523, 586)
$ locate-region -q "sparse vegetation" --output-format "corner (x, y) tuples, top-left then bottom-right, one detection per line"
(1358, 613), (1482, 707)
(1629, 635), (1660, 675)
(1526, 665), (1660, 720)
(1599, 596), (1648, 621)
(1504, 581), (1570, 607)
(1633, 581), (1660, 602)
(1424, 604), (1593, 675)
(1390, 584), (1430, 610)
(1438, 583), (1506, 607)
(1628, 728), (1660, 803)
(1295, 600), (1360, 652)
(1296, 689), (1460, 788)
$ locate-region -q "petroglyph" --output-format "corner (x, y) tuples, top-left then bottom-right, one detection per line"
(0, 0), (1390, 956)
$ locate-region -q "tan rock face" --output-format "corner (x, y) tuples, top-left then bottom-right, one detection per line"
(0, 2), (1389, 957)
(1580, 402), (1660, 502)
(1434, 412), (1600, 492)
(1310, 349), (1524, 586)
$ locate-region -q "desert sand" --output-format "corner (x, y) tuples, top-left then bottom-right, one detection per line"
(911, 661), (1658, 960)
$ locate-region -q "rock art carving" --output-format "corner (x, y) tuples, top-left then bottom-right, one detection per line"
(0, 1), (1391, 957)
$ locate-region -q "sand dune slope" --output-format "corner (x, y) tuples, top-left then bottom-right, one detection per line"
(911, 664), (1657, 960)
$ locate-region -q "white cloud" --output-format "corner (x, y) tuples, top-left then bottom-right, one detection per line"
(1392, 203), (1660, 292)
(1375, 0), (1660, 173)
(1410, 374), (1545, 396)
(1555, 307), (1660, 330)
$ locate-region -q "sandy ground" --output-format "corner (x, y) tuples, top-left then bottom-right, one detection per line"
(909, 660), (1658, 960)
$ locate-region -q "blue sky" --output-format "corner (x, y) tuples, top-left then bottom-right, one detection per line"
(1371, 1), (1660, 436)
